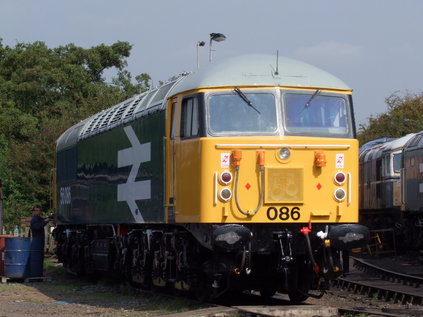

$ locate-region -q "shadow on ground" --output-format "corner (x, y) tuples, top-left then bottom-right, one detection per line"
(9, 256), (207, 316)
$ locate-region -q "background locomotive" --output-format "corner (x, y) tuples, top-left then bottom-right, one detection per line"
(54, 54), (368, 302)
(360, 131), (423, 249)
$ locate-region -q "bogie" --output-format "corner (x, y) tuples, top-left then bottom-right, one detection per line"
(54, 222), (360, 303)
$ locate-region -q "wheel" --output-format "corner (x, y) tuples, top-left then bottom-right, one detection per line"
(287, 261), (312, 304)
(192, 273), (213, 302)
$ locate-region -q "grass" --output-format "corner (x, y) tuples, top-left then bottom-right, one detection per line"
(142, 294), (205, 313)
(0, 282), (26, 292)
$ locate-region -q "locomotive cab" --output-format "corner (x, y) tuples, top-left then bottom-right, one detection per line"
(167, 85), (359, 225)
(164, 57), (368, 300)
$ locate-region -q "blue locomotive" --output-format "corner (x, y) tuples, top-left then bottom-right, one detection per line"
(360, 132), (423, 249)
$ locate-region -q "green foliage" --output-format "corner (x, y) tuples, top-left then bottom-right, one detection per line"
(113, 70), (151, 97)
(358, 92), (423, 145)
(0, 39), (150, 229)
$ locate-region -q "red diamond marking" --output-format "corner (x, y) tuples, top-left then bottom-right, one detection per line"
(245, 183), (251, 190)
(316, 183), (322, 190)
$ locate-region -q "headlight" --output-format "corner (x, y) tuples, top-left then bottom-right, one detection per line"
(279, 147), (291, 160)
(220, 188), (232, 201)
(334, 188), (346, 201)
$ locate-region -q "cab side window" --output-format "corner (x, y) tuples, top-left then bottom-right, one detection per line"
(170, 102), (178, 140)
(181, 97), (199, 138)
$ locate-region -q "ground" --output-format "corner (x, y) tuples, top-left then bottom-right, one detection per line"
(0, 257), (207, 317)
(306, 288), (410, 313)
(0, 257), (419, 317)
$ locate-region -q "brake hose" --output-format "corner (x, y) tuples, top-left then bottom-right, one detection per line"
(234, 165), (265, 216)
(300, 226), (319, 274)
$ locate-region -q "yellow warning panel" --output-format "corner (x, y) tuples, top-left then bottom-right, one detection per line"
(265, 167), (304, 203)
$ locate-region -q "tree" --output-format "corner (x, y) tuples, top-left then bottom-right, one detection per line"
(0, 39), (150, 229)
(357, 92), (423, 145)
(112, 70), (151, 97)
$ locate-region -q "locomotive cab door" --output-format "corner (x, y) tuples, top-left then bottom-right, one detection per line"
(166, 94), (205, 223)
(166, 97), (180, 223)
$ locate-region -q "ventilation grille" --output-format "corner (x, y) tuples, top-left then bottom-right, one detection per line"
(78, 75), (186, 140)
(80, 113), (102, 137)
(109, 99), (133, 126)
(123, 94), (145, 120)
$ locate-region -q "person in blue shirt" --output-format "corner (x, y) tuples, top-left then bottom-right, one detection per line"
(30, 205), (48, 240)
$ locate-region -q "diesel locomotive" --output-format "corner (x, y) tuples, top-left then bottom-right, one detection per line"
(54, 54), (368, 302)
(360, 132), (423, 249)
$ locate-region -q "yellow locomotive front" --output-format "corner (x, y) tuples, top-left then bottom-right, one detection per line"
(171, 88), (358, 224)
(164, 55), (368, 300)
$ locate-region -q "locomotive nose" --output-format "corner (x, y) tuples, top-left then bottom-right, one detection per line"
(328, 224), (370, 250)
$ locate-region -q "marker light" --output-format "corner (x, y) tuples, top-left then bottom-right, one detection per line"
(334, 188), (346, 202)
(220, 171), (233, 184)
(279, 148), (291, 160)
(314, 150), (326, 167)
(220, 188), (232, 201)
(334, 172), (346, 185)
(232, 150), (242, 167)
(256, 150), (265, 166)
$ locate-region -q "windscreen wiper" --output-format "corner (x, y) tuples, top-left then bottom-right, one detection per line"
(304, 89), (321, 109)
(233, 87), (261, 114)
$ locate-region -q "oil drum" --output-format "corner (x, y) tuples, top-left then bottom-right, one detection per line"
(0, 235), (14, 276)
(4, 237), (44, 278)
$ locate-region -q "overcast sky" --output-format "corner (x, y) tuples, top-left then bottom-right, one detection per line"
(1, 0), (422, 128)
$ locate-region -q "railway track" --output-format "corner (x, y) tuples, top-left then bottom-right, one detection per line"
(353, 256), (423, 287)
(338, 307), (423, 317)
(162, 288), (423, 317)
(333, 256), (423, 305)
(163, 303), (416, 317)
(156, 262), (423, 317)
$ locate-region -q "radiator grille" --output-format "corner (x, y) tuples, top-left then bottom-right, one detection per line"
(265, 167), (303, 203)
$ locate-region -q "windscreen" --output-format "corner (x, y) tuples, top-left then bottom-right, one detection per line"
(208, 92), (277, 134)
(393, 153), (402, 174)
(283, 92), (352, 137)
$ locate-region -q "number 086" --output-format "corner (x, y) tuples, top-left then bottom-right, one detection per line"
(266, 207), (301, 221)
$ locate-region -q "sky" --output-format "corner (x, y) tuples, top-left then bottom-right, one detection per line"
(1, 0), (422, 128)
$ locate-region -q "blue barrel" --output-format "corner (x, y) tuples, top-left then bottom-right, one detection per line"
(4, 237), (44, 278)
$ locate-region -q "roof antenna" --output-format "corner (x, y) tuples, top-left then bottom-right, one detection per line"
(274, 50), (279, 76)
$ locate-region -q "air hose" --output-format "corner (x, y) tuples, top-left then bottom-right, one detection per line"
(233, 150), (265, 216)
(300, 225), (319, 274)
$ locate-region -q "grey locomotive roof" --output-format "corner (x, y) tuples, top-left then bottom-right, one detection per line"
(359, 133), (417, 164)
(56, 77), (185, 152)
(404, 131), (423, 149)
(359, 137), (393, 154)
(57, 54), (350, 152)
(56, 119), (89, 152)
(382, 133), (416, 152)
(170, 54), (351, 95)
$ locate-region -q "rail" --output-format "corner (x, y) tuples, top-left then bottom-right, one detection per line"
(332, 257), (423, 305)
(352, 256), (423, 288)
